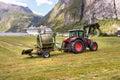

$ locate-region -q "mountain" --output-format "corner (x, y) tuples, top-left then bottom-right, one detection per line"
(0, 1), (42, 32)
(42, 0), (120, 33)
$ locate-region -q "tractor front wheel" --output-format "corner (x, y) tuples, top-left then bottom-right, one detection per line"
(89, 42), (98, 51)
(42, 50), (50, 58)
(71, 40), (85, 53)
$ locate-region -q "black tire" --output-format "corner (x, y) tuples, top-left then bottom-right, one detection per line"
(89, 42), (98, 51)
(62, 42), (69, 52)
(71, 40), (85, 53)
(42, 50), (50, 58)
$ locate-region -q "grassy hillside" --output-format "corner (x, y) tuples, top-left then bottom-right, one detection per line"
(0, 36), (120, 80)
(0, 2), (42, 32)
(99, 19), (120, 33)
(52, 19), (120, 33)
(0, 12), (42, 32)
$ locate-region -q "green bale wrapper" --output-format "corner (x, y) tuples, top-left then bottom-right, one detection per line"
(37, 27), (56, 50)
(22, 25), (58, 58)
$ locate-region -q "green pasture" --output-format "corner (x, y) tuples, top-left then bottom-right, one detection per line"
(0, 36), (120, 80)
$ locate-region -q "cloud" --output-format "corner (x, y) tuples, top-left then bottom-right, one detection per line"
(36, 0), (53, 6)
(0, 0), (27, 7)
(33, 10), (43, 15)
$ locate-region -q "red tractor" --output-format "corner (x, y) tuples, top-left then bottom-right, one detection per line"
(62, 23), (101, 53)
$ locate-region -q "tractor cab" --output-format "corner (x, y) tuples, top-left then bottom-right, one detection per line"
(69, 29), (85, 38)
(63, 29), (85, 43)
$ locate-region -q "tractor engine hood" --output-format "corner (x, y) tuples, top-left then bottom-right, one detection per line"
(63, 37), (78, 42)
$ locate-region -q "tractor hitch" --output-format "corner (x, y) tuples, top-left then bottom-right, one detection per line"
(22, 49), (34, 57)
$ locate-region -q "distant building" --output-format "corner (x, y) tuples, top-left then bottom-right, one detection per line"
(26, 25), (40, 35)
(57, 32), (69, 36)
(26, 25), (52, 35)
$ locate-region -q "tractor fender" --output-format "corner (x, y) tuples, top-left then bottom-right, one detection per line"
(63, 38), (70, 43)
(70, 37), (84, 42)
(69, 37), (86, 42)
(63, 37), (79, 42)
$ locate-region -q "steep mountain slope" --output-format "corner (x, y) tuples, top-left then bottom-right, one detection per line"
(42, 0), (120, 33)
(84, 0), (120, 20)
(0, 2), (42, 32)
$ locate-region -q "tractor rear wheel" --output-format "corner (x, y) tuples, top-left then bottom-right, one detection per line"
(71, 40), (85, 53)
(42, 50), (50, 58)
(89, 42), (98, 51)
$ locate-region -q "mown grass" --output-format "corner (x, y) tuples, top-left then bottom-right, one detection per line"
(0, 36), (120, 80)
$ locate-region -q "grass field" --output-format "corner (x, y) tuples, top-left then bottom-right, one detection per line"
(0, 36), (120, 80)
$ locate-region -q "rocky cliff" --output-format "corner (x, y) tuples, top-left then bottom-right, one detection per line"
(42, 0), (120, 32)
(0, 1), (42, 32)
(84, 0), (120, 20)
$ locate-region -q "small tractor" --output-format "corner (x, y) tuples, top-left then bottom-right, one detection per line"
(22, 26), (59, 58)
(62, 23), (101, 53)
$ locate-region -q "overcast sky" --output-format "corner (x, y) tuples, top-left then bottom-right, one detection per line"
(0, 0), (58, 16)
